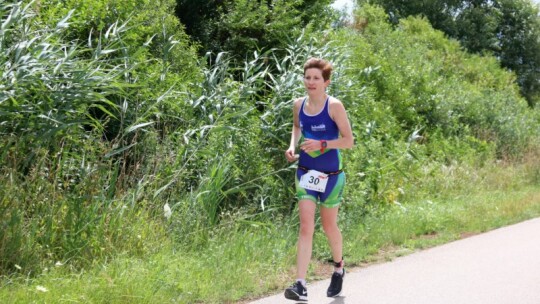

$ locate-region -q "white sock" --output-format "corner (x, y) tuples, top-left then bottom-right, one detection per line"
(296, 278), (307, 287)
(334, 267), (344, 275)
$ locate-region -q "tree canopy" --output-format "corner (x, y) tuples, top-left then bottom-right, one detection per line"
(362, 0), (540, 107)
(175, 0), (334, 59)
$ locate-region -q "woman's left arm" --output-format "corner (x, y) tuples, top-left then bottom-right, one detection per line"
(328, 99), (354, 150)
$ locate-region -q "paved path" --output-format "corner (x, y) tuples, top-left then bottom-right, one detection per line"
(249, 217), (540, 304)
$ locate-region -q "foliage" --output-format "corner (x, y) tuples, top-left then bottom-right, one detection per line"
(495, 0), (540, 107)
(0, 0), (197, 273)
(348, 5), (536, 153)
(28, 0), (202, 143)
(175, 0), (334, 59)
(361, 0), (540, 107)
(1, 1), (127, 173)
(325, 4), (539, 215)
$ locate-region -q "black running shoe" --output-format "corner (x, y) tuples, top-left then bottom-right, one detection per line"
(284, 281), (308, 301)
(327, 269), (345, 297)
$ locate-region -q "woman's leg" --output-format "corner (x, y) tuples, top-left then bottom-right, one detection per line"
(296, 199), (317, 280)
(320, 205), (342, 265)
(321, 205), (345, 297)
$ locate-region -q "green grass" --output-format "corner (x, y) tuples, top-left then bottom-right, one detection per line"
(0, 222), (297, 303)
(345, 187), (540, 262)
(1, 159), (540, 303)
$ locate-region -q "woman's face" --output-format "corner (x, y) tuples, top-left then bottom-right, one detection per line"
(304, 68), (330, 95)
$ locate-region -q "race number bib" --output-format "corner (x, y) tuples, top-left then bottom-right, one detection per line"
(299, 170), (329, 192)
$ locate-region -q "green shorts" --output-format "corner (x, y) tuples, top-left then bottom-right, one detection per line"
(295, 168), (345, 208)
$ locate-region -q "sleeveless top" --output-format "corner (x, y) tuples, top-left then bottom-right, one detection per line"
(298, 96), (342, 172)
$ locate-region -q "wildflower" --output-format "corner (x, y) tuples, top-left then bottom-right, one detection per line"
(36, 285), (48, 292)
(164, 203), (172, 219)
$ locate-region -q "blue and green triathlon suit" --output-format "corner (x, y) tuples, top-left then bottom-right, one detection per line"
(296, 96), (345, 207)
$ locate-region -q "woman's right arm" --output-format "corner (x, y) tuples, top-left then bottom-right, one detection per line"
(285, 98), (302, 162)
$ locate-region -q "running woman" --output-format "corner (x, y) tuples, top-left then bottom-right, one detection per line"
(284, 58), (354, 301)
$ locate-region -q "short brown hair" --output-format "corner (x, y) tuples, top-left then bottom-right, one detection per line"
(303, 58), (333, 81)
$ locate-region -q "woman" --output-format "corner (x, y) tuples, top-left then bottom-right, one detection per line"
(284, 58), (354, 301)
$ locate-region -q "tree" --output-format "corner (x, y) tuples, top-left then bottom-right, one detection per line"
(174, 0), (225, 52)
(496, 0), (540, 107)
(176, 0), (333, 59)
(361, 0), (540, 107)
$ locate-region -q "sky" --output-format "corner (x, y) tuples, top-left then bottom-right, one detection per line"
(331, 0), (354, 10)
(331, 0), (354, 17)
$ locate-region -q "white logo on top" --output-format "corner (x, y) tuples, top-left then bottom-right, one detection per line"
(311, 124), (326, 132)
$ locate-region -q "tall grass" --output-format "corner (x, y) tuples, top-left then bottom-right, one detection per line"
(1, 155), (539, 303)
(1, 1), (124, 272)
(0, 1), (179, 274)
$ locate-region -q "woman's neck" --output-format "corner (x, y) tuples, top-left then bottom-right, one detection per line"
(307, 93), (327, 105)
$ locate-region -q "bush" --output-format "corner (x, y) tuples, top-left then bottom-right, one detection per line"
(0, 0), (197, 273)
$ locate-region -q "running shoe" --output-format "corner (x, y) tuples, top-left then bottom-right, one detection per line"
(284, 281), (308, 301)
(326, 269), (345, 297)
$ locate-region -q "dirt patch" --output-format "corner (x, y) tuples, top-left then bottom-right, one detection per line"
(460, 231), (478, 239)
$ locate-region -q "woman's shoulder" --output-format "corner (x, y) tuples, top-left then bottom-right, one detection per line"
(327, 96), (347, 119)
(293, 97), (305, 108)
(328, 96), (345, 110)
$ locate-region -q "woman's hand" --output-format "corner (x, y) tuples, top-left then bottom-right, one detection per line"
(300, 138), (322, 153)
(285, 148), (299, 162)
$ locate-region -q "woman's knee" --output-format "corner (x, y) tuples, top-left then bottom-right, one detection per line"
(322, 219), (339, 235)
(320, 206), (339, 234)
(299, 221), (315, 236)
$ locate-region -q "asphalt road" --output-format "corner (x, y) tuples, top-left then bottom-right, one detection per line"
(249, 217), (540, 304)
